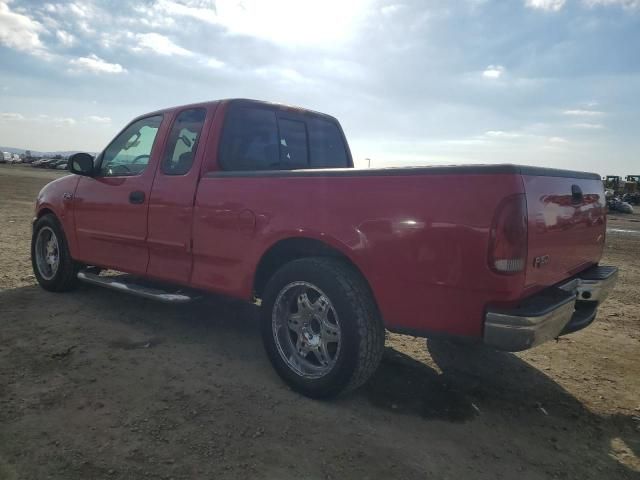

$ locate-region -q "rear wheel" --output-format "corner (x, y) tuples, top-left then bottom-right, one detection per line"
(261, 258), (384, 398)
(31, 214), (79, 292)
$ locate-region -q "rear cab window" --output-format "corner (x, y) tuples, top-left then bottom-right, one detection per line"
(278, 118), (308, 169)
(218, 103), (351, 171)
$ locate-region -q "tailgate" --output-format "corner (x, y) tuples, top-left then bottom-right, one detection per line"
(523, 173), (606, 289)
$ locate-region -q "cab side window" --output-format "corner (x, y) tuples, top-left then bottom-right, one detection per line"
(100, 115), (163, 177)
(161, 108), (206, 175)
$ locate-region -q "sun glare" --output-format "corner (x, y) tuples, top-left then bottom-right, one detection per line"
(213, 0), (373, 47)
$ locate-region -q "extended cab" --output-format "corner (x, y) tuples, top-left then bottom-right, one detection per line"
(32, 99), (617, 397)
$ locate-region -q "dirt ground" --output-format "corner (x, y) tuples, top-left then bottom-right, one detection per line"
(0, 164), (638, 480)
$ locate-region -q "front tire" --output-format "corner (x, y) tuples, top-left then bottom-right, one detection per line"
(31, 214), (79, 292)
(261, 258), (385, 398)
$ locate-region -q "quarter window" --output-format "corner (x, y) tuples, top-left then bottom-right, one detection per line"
(100, 115), (163, 177)
(161, 108), (206, 175)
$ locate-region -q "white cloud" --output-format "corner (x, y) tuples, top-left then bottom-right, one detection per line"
(53, 117), (76, 126)
(381, 4), (403, 15)
(68, 54), (126, 74)
(482, 65), (505, 79)
(525, 0), (567, 11)
(583, 0), (640, 8)
(527, 0), (640, 9)
(132, 32), (194, 57)
(563, 109), (604, 116)
(201, 57), (225, 69)
(87, 115), (111, 124)
(56, 30), (74, 47)
(548, 136), (569, 143)
(484, 130), (522, 138)
(256, 66), (309, 84)
(0, 112), (24, 120)
(152, 0), (218, 24)
(68, 2), (91, 18)
(0, 1), (48, 57)
(152, 0), (372, 47)
(571, 122), (606, 129)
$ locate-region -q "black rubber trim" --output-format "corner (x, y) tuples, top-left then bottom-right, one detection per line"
(577, 265), (618, 281)
(386, 325), (480, 343)
(204, 164), (600, 180)
(560, 302), (597, 335)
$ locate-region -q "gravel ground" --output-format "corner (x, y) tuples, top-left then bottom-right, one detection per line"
(0, 164), (638, 479)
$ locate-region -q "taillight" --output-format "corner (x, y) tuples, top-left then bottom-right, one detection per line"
(489, 194), (528, 274)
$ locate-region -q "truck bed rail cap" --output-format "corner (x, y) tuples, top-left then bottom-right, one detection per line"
(206, 164), (600, 180)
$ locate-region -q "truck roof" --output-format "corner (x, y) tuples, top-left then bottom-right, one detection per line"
(140, 98), (340, 123)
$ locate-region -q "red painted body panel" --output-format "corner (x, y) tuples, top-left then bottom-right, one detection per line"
(191, 173), (527, 337)
(35, 174), (80, 255)
(523, 175), (606, 292)
(72, 114), (172, 275)
(34, 99), (607, 340)
(146, 102), (219, 283)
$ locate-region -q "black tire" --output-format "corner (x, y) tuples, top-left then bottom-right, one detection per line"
(31, 214), (80, 292)
(261, 257), (385, 398)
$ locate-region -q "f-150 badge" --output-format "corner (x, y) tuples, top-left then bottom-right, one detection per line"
(533, 255), (550, 268)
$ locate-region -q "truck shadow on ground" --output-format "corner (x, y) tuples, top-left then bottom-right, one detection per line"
(365, 338), (638, 473)
(366, 339), (599, 422)
(1, 285), (638, 477)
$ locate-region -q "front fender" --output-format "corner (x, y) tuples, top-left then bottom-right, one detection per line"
(35, 175), (80, 257)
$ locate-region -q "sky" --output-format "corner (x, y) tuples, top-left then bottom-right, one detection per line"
(0, 0), (638, 175)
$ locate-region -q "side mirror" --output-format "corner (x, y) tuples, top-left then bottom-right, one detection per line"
(69, 152), (95, 176)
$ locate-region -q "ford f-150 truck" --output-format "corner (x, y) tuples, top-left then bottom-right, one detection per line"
(31, 98), (618, 398)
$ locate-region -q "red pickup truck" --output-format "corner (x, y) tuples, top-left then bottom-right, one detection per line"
(32, 99), (617, 398)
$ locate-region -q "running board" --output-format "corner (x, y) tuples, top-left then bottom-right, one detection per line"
(77, 271), (197, 304)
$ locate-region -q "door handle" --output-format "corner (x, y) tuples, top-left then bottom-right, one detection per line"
(129, 191), (145, 204)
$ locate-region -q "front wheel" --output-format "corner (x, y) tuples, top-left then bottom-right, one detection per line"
(261, 258), (385, 398)
(31, 214), (79, 292)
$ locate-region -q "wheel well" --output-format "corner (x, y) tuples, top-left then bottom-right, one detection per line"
(253, 238), (364, 297)
(37, 208), (55, 219)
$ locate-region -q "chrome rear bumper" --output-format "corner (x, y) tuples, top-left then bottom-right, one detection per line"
(484, 265), (618, 352)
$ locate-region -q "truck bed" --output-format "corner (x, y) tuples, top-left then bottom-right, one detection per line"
(192, 163), (605, 338)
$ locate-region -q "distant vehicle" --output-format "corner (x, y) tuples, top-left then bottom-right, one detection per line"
(609, 198), (634, 214)
(1, 151), (12, 163)
(31, 98), (618, 398)
(5, 153), (22, 164)
(624, 176), (640, 204)
(47, 159), (66, 169)
(603, 175), (622, 194)
(35, 159), (56, 168)
(55, 161), (69, 170)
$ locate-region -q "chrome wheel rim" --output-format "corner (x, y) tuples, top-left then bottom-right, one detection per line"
(272, 282), (342, 379)
(35, 226), (60, 281)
